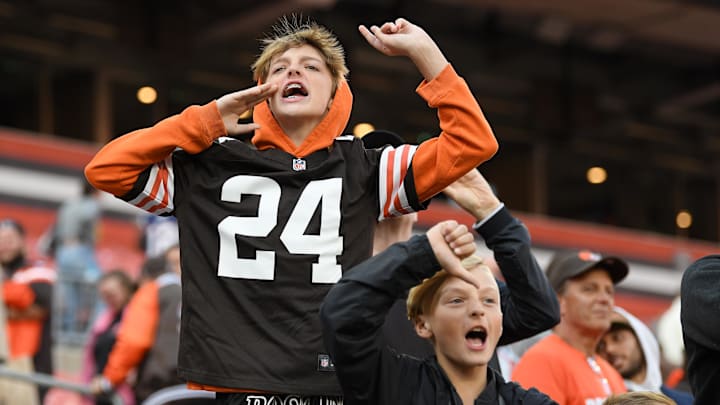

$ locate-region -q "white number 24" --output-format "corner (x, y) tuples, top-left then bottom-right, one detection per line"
(217, 175), (343, 284)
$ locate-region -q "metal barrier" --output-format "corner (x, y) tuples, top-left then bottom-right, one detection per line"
(141, 384), (216, 405)
(0, 364), (123, 405)
(53, 273), (102, 346)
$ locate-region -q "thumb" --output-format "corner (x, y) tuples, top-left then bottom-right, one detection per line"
(226, 122), (260, 136)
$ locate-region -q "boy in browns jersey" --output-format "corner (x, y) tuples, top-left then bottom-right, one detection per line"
(85, 15), (498, 403)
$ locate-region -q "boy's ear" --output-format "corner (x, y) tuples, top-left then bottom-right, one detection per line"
(414, 316), (433, 339)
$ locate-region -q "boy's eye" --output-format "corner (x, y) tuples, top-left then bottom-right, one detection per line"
(306, 65), (318, 71)
(449, 298), (464, 304)
(272, 66), (286, 74)
(483, 298), (497, 305)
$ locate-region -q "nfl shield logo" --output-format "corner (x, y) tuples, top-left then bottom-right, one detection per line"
(317, 353), (335, 371)
(292, 158), (307, 171)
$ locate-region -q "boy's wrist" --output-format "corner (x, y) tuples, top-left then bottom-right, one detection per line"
(410, 45), (448, 82)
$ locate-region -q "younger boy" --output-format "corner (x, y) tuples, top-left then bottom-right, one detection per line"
(320, 220), (555, 404)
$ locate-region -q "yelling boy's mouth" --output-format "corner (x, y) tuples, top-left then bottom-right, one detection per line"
(465, 327), (488, 349)
(282, 82), (308, 99)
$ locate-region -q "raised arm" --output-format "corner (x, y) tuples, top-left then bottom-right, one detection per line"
(444, 170), (560, 345)
(359, 18), (499, 203)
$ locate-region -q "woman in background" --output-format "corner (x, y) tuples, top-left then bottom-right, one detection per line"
(81, 269), (136, 405)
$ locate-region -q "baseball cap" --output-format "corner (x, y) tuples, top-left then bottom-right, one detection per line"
(360, 129), (405, 149)
(546, 249), (629, 293)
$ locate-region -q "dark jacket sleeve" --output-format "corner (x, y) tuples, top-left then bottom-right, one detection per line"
(475, 207), (560, 346)
(681, 255), (720, 405)
(320, 235), (440, 404)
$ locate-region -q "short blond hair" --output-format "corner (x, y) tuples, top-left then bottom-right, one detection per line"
(603, 392), (677, 405)
(251, 15), (349, 86)
(407, 255), (488, 321)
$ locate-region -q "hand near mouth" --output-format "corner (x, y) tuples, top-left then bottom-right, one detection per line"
(216, 82), (278, 135)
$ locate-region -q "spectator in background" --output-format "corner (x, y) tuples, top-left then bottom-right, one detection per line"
(81, 269), (137, 405)
(680, 254), (720, 405)
(0, 219), (55, 404)
(512, 250), (629, 405)
(53, 178), (103, 341)
(596, 307), (692, 405)
(137, 215), (179, 259)
(655, 295), (691, 394)
(91, 245), (182, 403)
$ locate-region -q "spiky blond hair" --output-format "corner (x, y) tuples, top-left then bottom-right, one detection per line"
(251, 15), (349, 87)
(407, 255), (489, 321)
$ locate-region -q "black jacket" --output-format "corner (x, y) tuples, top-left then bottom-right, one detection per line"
(320, 234), (557, 405)
(380, 206), (560, 359)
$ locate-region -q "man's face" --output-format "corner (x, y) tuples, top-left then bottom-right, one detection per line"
(420, 266), (502, 372)
(266, 44), (335, 129)
(597, 326), (645, 379)
(559, 268), (614, 336)
(0, 226), (24, 266)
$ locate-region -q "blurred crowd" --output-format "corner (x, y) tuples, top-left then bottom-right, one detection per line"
(0, 182), (186, 405)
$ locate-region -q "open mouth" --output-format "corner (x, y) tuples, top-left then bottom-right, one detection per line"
(282, 83), (308, 98)
(465, 327), (488, 347)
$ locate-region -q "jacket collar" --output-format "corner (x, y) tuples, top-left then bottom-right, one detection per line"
(426, 356), (500, 404)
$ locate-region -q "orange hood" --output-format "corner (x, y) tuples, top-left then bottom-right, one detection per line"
(251, 80), (353, 158)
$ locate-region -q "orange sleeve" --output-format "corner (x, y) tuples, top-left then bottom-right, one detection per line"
(103, 282), (160, 386)
(512, 349), (566, 404)
(85, 101), (227, 197)
(2, 281), (35, 309)
(410, 64), (499, 202)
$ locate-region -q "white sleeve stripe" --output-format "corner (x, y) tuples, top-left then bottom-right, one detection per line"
(377, 144), (417, 220)
(390, 145), (414, 214)
(128, 157), (175, 214)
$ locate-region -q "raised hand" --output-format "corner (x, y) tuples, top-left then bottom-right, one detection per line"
(443, 169), (501, 221)
(358, 18), (448, 81)
(426, 220), (481, 289)
(358, 18), (428, 57)
(216, 82), (278, 136)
